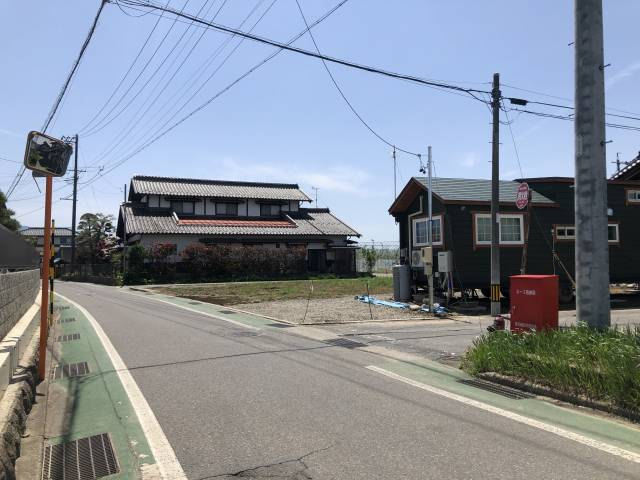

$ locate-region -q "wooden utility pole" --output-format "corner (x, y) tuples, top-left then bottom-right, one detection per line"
(490, 73), (501, 318)
(575, 0), (610, 328)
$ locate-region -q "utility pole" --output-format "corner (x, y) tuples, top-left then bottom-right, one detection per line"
(490, 73), (501, 318)
(427, 146), (434, 312)
(122, 184), (128, 277)
(71, 134), (79, 266)
(392, 147), (397, 200)
(575, 0), (610, 329)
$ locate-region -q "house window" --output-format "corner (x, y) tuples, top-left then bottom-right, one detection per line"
(172, 201), (194, 215)
(474, 213), (524, 245)
(608, 223), (619, 244)
(412, 216), (443, 246)
(216, 203), (238, 215)
(260, 204), (281, 216)
(555, 225), (576, 240)
(627, 190), (640, 203)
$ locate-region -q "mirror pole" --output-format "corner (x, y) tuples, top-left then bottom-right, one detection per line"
(38, 175), (53, 381)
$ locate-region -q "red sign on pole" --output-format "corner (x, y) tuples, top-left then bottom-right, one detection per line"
(516, 182), (530, 210)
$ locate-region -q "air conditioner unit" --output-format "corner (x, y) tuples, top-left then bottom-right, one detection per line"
(411, 250), (423, 268)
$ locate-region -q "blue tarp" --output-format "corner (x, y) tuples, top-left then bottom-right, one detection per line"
(354, 295), (449, 314)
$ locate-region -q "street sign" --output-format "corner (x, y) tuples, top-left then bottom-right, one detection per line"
(23, 131), (72, 177)
(515, 182), (530, 210)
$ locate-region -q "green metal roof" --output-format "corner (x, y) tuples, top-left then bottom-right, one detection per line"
(414, 177), (555, 204)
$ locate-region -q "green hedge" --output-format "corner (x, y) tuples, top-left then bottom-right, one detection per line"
(461, 325), (640, 412)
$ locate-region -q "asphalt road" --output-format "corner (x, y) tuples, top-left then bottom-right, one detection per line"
(57, 282), (640, 479)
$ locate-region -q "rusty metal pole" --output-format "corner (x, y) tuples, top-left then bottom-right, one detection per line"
(38, 175), (53, 381)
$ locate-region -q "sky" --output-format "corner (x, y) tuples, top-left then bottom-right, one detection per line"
(1, 0), (639, 243)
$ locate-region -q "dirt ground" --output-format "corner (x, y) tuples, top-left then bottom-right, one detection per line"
(234, 295), (434, 324)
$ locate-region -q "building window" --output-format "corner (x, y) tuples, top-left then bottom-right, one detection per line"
(412, 215), (443, 246)
(260, 204), (281, 216)
(474, 213), (524, 245)
(608, 223), (619, 244)
(555, 225), (576, 240)
(216, 203), (238, 215)
(627, 189), (640, 204)
(172, 201), (194, 215)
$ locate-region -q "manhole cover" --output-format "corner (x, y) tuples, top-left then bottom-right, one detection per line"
(324, 338), (366, 349)
(267, 323), (294, 328)
(51, 362), (90, 380)
(56, 333), (80, 343)
(458, 378), (534, 400)
(219, 310), (237, 314)
(42, 433), (119, 480)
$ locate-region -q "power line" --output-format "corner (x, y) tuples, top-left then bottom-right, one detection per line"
(113, 0), (491, 97)
(501, 100), (524, 178)
(510, 108), (640, 132)
(92, 0), (353, 175)
(294, 0), (422, 157)
(76, 0), (172, 134)
(79, 0), (196, 136)
(6, 0), (107, 199)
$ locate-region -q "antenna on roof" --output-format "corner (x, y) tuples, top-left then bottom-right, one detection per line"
(312, 186), (319, 207)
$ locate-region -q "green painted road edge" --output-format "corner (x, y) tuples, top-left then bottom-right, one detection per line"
(128, 288), (640, 457)
(50, 297), (156, 479)
(372, 358), (640, 455)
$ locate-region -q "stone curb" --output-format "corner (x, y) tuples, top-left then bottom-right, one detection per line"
(0, 332), (39, 480)
(477, 371), (640, 424)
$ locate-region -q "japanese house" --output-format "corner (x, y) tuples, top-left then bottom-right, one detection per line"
(389, 176), (640, 301)
(116, 175), (360, 274)
(19, 227), (73, 262)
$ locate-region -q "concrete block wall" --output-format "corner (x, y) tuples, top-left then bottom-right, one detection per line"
(0, 270), (39, 341)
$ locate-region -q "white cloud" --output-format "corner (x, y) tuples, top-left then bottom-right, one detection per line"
(217, 157), (372, 197)
(0, 128), (22, 138)
(460, 153), (479, 168)
(606, 61), (640, 91)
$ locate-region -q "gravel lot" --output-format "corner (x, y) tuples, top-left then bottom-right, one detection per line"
(234, 295), (433, 324)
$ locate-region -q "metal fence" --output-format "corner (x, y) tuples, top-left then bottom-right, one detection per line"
(355, 242), (400, 274)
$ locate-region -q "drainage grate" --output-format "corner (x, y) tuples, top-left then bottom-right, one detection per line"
(51, 362), (90, 380)
(56, 333), (81, 343)
(324, 338), (366, 349)
(458, 378), (534, 400)
(42, 433), (119, 480)
(267, 323), (294, 328)
(219, 310), (237, 314)
(56, 318), (76, 325)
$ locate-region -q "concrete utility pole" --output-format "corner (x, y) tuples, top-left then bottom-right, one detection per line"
(71, 134), (79, 266)
(427, 146), (434, 312)
(490, 73), (501, 318)
(575, 0), (610, 329)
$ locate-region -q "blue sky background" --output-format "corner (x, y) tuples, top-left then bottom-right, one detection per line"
(1, 0), (639, 241)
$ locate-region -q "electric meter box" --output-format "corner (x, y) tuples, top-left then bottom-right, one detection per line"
(437, 251), (453, 273)
(421, 247), (433, 265)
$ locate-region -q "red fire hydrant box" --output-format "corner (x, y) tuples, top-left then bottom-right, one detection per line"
(510, 275), (559, 332)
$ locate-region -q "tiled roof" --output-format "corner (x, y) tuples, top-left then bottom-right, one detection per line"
(121, 207), (359, 237)
(177, 218), (296, 228)
(414, 177), (555, 204)
(610, 153), (640, 180)
(19, 227), (73, 237)
(130, 175), (312, 201)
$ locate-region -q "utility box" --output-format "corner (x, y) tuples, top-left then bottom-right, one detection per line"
(510, 275), (559, 332)
(437, 251), (453, 273)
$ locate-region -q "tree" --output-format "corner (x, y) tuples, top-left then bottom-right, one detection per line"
(0, 191), (20, 232)
(76, 213), (116, 263)
(361, 246), (379, 274)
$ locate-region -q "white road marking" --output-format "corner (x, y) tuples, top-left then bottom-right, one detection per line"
(366, 365), (640, 464)
(56, 293), (187, 480)
(120, 288), (261, 331)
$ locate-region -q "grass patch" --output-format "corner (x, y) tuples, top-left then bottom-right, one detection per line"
(461, 325), (640, 413)
(153, 276), (393, 305)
